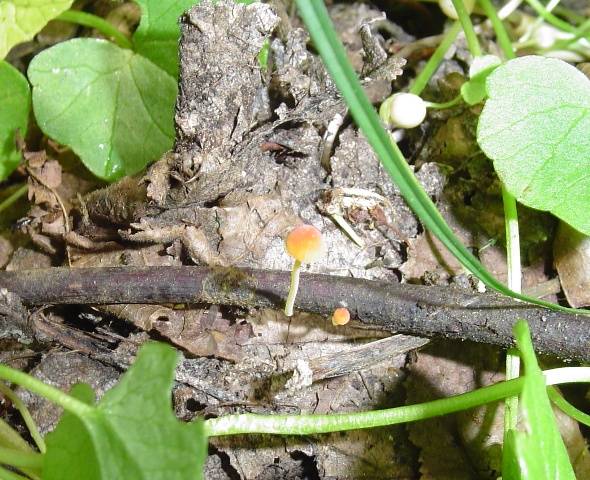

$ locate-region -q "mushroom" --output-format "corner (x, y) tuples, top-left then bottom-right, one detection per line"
(284, 224), (324, 317)
(332, 307), (350, 326)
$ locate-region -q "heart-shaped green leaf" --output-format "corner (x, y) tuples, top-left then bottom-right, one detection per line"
(477, 55), (590, 235)
(0, 0), (74, 59)
(44, 342), (206, 480)
(28, 38), (176, 181)
(0, 60), (30, 180)
(133, 0), (198, 78)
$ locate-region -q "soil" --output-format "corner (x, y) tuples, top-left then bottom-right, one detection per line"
(1, 1), (590, 479)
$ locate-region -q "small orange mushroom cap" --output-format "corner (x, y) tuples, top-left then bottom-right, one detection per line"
(332, 307), (350, 326)
(285, 225), (324, 263)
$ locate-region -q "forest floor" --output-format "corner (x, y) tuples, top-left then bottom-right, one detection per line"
(1, 0), (590, 478)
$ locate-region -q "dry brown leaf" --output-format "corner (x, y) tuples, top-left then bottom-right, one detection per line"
(554, 221), (590, 307)
(5, 247), (52, 271)
(0, 237), (13, 269)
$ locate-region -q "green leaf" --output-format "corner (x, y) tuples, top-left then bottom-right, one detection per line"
(502, 321), (575, 480)
(460, 55), (500, 106)
(0, 0), (74, 59)
(477, 55), (590, 235)
(0, 61), (29, 180)
(132, 0), (197, 78)
(44, 342), (206, 480)
(28, 38), (176, 181)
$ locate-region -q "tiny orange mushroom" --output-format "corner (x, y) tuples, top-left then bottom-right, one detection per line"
(332, 307), (350, 326)
(284, 224), (324, 317)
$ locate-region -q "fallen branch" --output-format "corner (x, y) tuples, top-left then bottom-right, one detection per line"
(1, 266), (588, 361)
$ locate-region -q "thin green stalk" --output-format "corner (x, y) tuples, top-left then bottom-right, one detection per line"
(0, 384), (45, 454)
(478, 0), (515, 59)
(554, 18), (590, 49)
(0, 419), (30, 454)
(425, 94), (462, 109)
(548, 386), (590, 428)
(0, 184), (27, 216)
(504, 348), (520, 430)
(450, 0), (482, 56)
(0, 466), (29, 480)
(553, 5), (586, 25)
(56, 10), (132, 49)
(501, 198), (521, 313)
(205, 366), (590, 436)
(205, 377), (525, 436)
(0, 365), (92, 419)
(501, 190), (521, 432)
(0, 447), (42, 470)
(295, 0), (585, 314)
(479, 0), (521, 434)
(409, 21), (462, 95)
(523, 0), (580, 36)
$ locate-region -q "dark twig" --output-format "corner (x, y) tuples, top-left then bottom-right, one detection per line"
(1, 266), (589, 361)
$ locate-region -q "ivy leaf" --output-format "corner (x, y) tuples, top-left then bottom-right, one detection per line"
(132, 0), (197, 78)
(28, 38), (176, 181)
(477, 55), (590, 235)
(44, 342), (206, 480)
(0, 0), (74, 59)
(0, 61), (30, 180)
(502, 321), (575, 480)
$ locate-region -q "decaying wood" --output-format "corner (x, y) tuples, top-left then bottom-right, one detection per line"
(307, 334), (429, 382)
(1, 266), (589, 361)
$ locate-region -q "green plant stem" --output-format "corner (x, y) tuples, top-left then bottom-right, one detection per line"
(554, 18), (590, 49)
(504, 348), (520, 430)
(479, 0), (522, 434)
(502, 181), (521, 434)
(0, 384), (44, 454)
(553, 5), (586, 25)
(205, 377), (526, 436)
(424, 94), (462, 109)
(478, 0), (515, 58)
(0, 466), (29, 480)
(284, 259), (301, 317)
(56, 10), (132, 49)
(409, 21), (462, 95)
(0, 184), (27, 216)
(295, 0), (584, 315)
(205, 366), (590, 436)
(0, 365), (92, 418)
(0, 448), (42, 470)
(450, 0), (482, 57)
(0, 419), (30, 454)
(523, 0), (580, 36)
(548, 386), (590, 427)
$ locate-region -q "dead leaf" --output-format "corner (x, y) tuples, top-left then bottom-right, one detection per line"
(0, 237), (13, 269)
(5, 247), (52, 271)
(554, 222), (590, 307)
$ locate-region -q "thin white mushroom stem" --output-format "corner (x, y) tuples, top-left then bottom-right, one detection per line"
(284, 259), (302, 317)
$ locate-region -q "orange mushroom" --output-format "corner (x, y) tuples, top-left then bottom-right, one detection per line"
(332, 307), (350, 326)
(284, 224), (324, 317)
